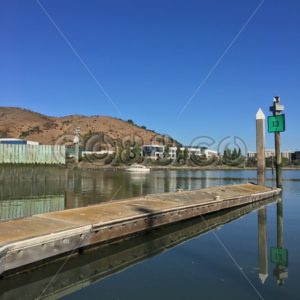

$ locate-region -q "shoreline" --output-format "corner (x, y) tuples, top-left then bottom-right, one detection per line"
(73, 162), (300, 172)
(0, 162), (300, 172)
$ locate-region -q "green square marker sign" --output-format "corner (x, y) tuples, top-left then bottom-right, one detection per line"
(270, 247), (288, 267)
(268, 114), (285, 133)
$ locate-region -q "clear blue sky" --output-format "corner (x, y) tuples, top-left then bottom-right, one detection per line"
(0, 0), (299, 151)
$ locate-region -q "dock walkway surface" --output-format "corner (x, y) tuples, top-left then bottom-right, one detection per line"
(0, 183), (280, 275)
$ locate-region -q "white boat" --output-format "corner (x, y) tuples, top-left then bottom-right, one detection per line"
(125, 164), (150, 173)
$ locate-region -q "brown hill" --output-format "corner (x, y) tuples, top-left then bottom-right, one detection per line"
(0, 107), (176, 146)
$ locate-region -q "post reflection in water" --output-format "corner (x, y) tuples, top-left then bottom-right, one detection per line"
(273, 197), (288, 285)
(258, 207), (268, 284)
(257, 195), (289, 286)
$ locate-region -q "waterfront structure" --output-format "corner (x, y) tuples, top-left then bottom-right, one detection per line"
(203, 148), (218, 158)
(247, 151), (257, 158)
(281, 151), (292, 160)
(247, 150), (292, 161)
(73, 143), (219, 161)
(0, 141), (65, 165)
(291, 151), (300, 161)
(186, 147), (202, 157)
(167, 146), (218, 160)
(0, 183), (280, 275)
(169, 146), (177, 159)
(0, 138), (39, 145)
(0, 197), (275, 300)
(265, 149), (275, 158)
(142, 145), (164, 159)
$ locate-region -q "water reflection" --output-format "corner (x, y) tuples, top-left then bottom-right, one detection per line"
(1, 168), (259, 221)
(258, 207), (268, 284)
(1, 167), (297, 222)
(0, 197), (276, 300)
(0, 195), (65, 221)
(257, 196), (289, 286)
(273, 197), (288, 285)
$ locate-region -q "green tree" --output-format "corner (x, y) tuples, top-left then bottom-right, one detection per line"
(132, 143), (141, 157)
(266, 157), (274, 168)
(176, 146), (182, 161)
(282, 157), (291, 167)
(132, 143), (143, 163)
(232, 148), (238, 160)
(127, 119), (134, 125)
(183, 147), (189, 160)
(164, 144), (170, 158)
(223, 148), (231, 160)
(246, 157), (257, 167)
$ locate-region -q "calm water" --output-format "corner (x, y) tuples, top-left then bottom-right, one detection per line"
(0, 169), (300, 299)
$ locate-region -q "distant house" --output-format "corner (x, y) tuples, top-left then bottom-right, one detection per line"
(202, 148), (218, 158)
(167, 146), (218, 159)
(66, 147), (76, 158)
(248, 150), (293, 161)
(265, 149), (275, 158)
(281, 151), (292, 161)
(142, 145), (164, 159)
(247, 151), (257, 159)
(169, 147), (177, 159)
(292, 151), (300, 161)
(187, 147), (202, 158)
(0, 138), (39, 145)
(184, 147), (218, 159)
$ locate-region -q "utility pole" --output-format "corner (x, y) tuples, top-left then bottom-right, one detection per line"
(74, 126), (80, 164)
(256, 108), (265, 186)
(269, 97), (285, 188)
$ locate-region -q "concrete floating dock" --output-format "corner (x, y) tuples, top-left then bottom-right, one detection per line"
(0, 197), (276, 300)
(0, 183), (280, 276)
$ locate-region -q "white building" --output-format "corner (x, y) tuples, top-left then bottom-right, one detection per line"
(187, 147), (202, 157)
(247, 150), (291, 160)
(247, 151), (257, 158)
(0, 138), (39, 145)
(167, 146), (218, 159)
(265, 149), (275, 158)
(169, 146), (177, 159)
(142, 145), (164, 159)
(203, 149), (218, 158)
(281, 150), (292, 160)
